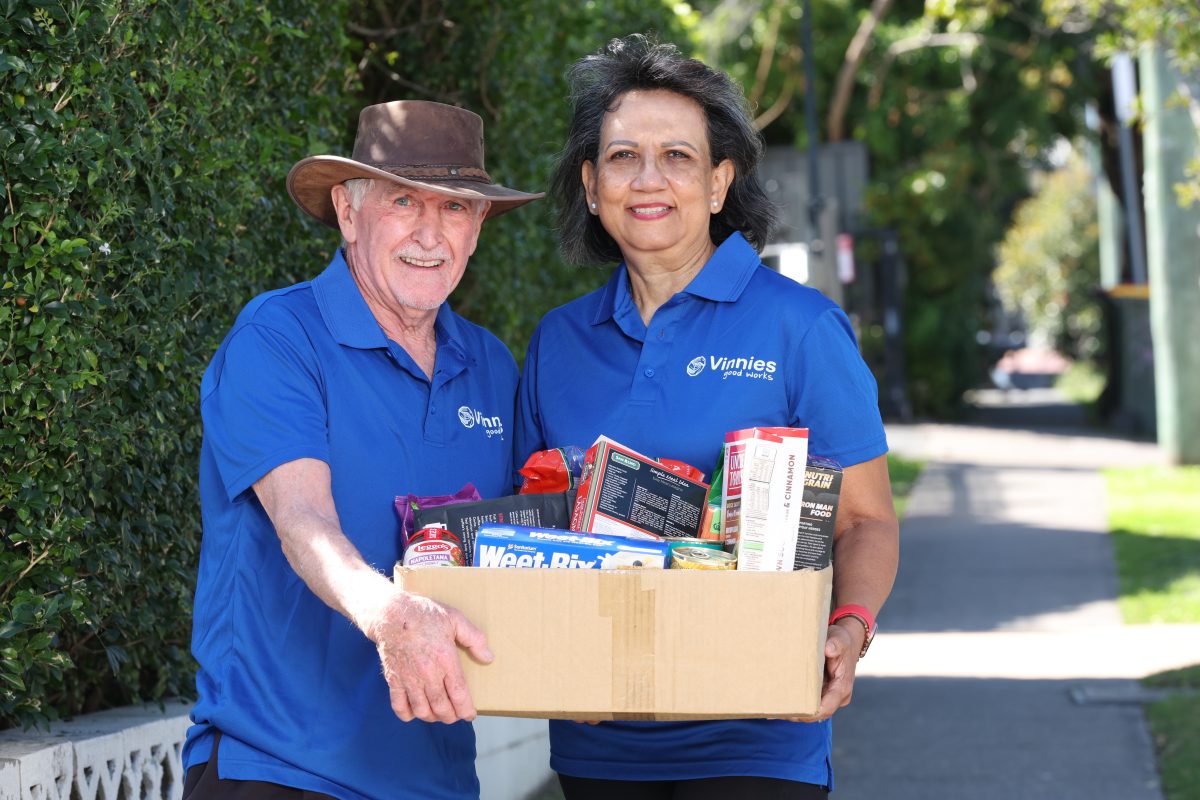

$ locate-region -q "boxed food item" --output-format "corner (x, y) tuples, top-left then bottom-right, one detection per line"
(571, 436), (709, 541)
(722, 427), (809, 571)
(413, 492), (575, 565)
(395, 565), (832, 720)
(793, 456), (843, 570)
(473, 523), (670, 570)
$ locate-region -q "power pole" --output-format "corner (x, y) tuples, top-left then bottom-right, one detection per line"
(1139, 45), (1200, 464)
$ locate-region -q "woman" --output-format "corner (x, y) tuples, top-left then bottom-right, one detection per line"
(515, 35), (899, 799)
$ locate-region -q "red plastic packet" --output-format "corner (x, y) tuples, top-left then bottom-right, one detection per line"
(518, 446), (586, 494)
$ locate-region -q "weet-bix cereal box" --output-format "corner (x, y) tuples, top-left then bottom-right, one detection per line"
(472, 523), (670, 570)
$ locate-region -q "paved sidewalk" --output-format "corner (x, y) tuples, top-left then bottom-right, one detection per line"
(831, 417), (1200, 799)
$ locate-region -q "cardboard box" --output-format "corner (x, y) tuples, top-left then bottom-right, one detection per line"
(395, 566), (832, 720)
(572, 436), (709, 541)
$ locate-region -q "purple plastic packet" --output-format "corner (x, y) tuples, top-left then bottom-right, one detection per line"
(394, 483), (481, 549)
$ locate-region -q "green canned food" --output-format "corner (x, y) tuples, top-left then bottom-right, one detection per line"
(671, 546), (737, 570)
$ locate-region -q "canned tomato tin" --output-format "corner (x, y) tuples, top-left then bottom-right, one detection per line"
(403, 525), (465, 568)
(671, 546), (736, 570)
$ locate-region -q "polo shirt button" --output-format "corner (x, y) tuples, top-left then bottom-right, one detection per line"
(644, 368), (655, 378)
(658, 330), (665, 339)
(431, 406), (437, 413)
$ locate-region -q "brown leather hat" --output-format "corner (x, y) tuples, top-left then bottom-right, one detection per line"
(287, 100), (543, 229)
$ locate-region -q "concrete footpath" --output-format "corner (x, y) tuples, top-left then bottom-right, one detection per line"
(832, 414), (1200, 799)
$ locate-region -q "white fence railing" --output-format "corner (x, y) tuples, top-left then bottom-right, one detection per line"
(0, 703), (551, 800)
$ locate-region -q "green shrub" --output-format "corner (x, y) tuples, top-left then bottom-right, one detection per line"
(1, 0), (355, 729)
(2, 0), (693, 732)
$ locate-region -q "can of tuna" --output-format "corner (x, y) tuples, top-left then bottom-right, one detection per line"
(666, 537), (724, 555)
(403, 525), (465, 568)
(671, 546), (736, 570)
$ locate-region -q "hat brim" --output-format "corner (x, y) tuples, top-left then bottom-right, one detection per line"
(287, 155), (544, 230)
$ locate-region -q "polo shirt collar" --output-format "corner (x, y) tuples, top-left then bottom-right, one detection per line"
(311, 250), (471, 363)
(313, 250), (389, 349)
(589, 232), (760, 326)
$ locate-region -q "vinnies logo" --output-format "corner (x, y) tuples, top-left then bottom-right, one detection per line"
(686, 354), (778, 381)
(458, 405), (504, 438)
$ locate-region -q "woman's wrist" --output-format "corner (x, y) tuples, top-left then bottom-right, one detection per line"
(829, 604), (877, 658)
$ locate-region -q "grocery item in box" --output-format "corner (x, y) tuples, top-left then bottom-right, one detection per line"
(413, 492), (575, 566)
(722, 427), (809, 571)
(402, 525), (466, 568)
(394, 483), (481, 549)
(671, 546), (736, 570)
(571, 436), (708, 541)
(473, 522), (670, 569)
(518, 446), (586, 494)
(792, 456), (843, 570)
(698, 449), (724, 541)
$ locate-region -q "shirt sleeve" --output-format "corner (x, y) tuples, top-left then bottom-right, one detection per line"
(201, 321), (330, 502)
(514, 324), (548, 489)
(788, 307), (888, 468)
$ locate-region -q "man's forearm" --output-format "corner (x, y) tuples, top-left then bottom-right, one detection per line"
(253, 457), (395, 637)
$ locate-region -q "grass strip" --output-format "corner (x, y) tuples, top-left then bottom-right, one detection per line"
(1105, 466), (1200, 624)
(1143, 665), (1200, 800)
(888, 454), (924, 520)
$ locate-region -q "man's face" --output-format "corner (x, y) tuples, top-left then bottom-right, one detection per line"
(333, 182), (487, 315)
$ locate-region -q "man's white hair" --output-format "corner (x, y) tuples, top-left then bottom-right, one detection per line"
(344, 178), (375, 211)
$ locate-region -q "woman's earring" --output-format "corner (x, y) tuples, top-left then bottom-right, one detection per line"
(590, 202), (597, 210)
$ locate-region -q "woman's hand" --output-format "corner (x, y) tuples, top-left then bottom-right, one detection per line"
(780, 620), (864, 723)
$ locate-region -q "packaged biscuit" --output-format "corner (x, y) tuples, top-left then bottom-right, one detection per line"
(473, 523), (671, 570)
(571, 436), (708, 541)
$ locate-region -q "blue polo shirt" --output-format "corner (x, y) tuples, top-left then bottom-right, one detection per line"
(515, 232), (887, 787)
(184, 251), (517, 800)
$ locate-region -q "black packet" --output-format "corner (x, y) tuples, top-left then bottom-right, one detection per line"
(792, 456), (843, 570)
(413, 490), (576, 566)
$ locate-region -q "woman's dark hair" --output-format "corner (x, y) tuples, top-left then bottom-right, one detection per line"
(551, 33), (778, 266)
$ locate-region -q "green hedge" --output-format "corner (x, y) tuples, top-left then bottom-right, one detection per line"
(0, 0), (355, 729)
(2, 0), (689, 730)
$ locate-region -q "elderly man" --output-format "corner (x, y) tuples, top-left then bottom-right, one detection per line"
(182, 101), (542, 800)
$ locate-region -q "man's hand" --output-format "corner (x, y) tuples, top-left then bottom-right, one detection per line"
(780, 621), (862, 723)
(365, 589), (493, 724)
(252, 459), (494, 726)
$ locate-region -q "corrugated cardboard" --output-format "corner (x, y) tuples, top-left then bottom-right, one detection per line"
(395, 566), (833, 720)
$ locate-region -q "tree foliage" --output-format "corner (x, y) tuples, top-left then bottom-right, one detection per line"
(1044, 0), (1200, 208)
(691, 0), (1097, 415)
(993, 154), (1103, 359)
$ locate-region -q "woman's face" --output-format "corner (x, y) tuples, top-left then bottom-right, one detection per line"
(583, 89), (733, 268)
